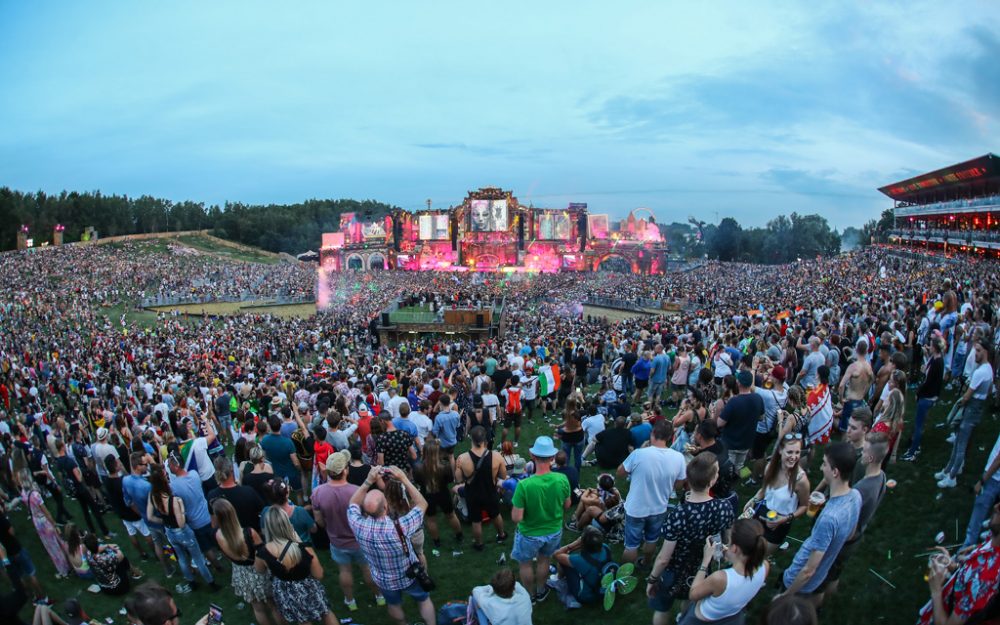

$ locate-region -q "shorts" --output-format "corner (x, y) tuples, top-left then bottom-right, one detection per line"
(648, 569), (679, 613)
(425, 491), (454, 516)
(523, 398), (536, 414)
(122, 518), (151, 537)
(298, 456), (314, 474)
(380, 579), (429, 606)
(503, 411), (522, 428)
(751, 430), (776, 460)
(9, 549), (37, 578)
(466, 493), (500, 522)
(511, 530), (562, 563)
(624, 512), (667, 550)
(753, 505), (793, 545)
(192, 523), (218, 553)
(648, 381), (666, 399)
(671, 382), (687, 392)
(329, 544), (369, 566)
(635, 378), (649, 390)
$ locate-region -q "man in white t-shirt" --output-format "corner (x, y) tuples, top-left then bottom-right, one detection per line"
(938, 339), (995, 488)
(384, 387), (408, 421)
(92, 427), (119, 481)
(617, 420), (687, 566)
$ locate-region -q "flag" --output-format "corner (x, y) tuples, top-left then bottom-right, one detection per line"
(539, 365), (556, 397)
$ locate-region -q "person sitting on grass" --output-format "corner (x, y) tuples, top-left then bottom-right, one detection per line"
(549, 525), (615, 608)
(471, 568), (534, 625)
(82, 533), (143, 596)
(566, 473), (622, 532)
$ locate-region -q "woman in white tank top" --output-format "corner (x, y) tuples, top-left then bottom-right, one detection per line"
(743, 435), (810, 553)
(678, 519), (770, 625)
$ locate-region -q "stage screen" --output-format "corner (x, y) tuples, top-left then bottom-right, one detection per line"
(588, 214), (609, 239)
(321, 232), (345, 249)
(469, 199), (508, 231)
(418, 214), (449, 240)
(536, 212), (573, 240)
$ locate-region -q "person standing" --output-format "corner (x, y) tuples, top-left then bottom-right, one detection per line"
(122, 452), (175, 578)
(649, 345), (670, 406)
(166, 453), (220, 564)
(54, 439), (111, 538)
(618, 420), (687, 567)
(146, 465), (217, 594)
(778, 442), (861, 605)
(346, 465), (436, 625)
(206, 456), (265, 531)
(795, 337), (825, 389)
(836, 340), (874, 433)
(937, 340), (995, 488)
(902, 338), (944, 462)
(646, 453), (734, 624)
(717, 370), (764, 472)
(16, 470), (71, 578)
(103, 457), (153, 562)
(311, 450), (384, 612)
(455, 426), (508, 550)
(212, 499), (277, 625)
(511, 436), (571, 604)
(431, 397), (461, 456)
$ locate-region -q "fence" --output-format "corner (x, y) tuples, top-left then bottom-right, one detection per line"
(142, 294), (315, 308)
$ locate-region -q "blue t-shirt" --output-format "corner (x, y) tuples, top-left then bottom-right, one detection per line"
(169, 472), (211, 530)
(650, 354), (670, 383)
(392, 417), (419, 439)
(432, 410), (461, 448)
(629, 423), (652, 448)
(261, 434), (298, 480)
(279, 421), (298, 439)
(800, 352), (825, 387)
(783, 489), (861, 593)
(122, 474), (153, 523)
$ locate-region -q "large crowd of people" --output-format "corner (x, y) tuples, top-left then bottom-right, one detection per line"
(0, 239), (998, 625)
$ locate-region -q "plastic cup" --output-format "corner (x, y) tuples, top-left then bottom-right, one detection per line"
(807, 492), (826, 518)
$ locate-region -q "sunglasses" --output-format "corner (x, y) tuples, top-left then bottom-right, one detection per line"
(783, 433), (804, 441)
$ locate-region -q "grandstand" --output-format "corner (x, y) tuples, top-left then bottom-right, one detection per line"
(882, 153), (1000, 256)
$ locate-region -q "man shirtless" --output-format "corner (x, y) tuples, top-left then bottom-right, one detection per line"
(836, 340), (874, 433)
(455, 425), (508, 550)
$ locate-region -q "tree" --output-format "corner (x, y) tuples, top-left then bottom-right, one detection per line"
(707, 217), (744, 261)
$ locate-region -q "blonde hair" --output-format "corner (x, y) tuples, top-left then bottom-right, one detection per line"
(262, 507), (300, 565)
(880, 388), (905, 431)
(212, 499), (247, 560)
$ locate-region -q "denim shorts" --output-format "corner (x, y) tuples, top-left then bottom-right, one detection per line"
(511, 530), (562, 563)
(330, 544), (368, 566)
(380, 579), (429, 606)
(10, 549), (37, 578)
(624, 512), (667, 550)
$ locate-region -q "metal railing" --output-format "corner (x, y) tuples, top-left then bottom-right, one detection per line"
(141, 294), (314, 308)
(889, 228), (1000, 244)
(894, 196), (1000, 218)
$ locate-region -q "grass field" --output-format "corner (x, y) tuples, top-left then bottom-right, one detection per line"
(175, 235), (282, 264)
(582, 305), (656, 323)
(7, 389), (996, 625)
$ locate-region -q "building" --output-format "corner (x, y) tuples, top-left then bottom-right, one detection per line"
(881, 153), (1000, 257)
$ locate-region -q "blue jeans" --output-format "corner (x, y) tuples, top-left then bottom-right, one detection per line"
(964, 478), (1000, 548)
(623, 373), (635, 395)
(562, 440), (584, 472)
(511, 530), (562, 563)
(906, 398), (936, 455)
(944, 400), (985, 478)
(165, 525), (214, 584)
(838, 399), (864, 433)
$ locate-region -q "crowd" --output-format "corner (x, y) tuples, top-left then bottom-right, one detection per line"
(0, 240), (998, 625)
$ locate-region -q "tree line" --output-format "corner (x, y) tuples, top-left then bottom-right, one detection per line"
(0, 187), (396, 254)
(1, 186), (855, 263)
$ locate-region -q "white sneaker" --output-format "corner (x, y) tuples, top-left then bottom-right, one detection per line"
(937, 476), (957, 488)
(934, 470), (948, 480)
(946, 433), (957, 444)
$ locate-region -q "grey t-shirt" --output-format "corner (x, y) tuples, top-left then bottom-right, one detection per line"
(851, 472), (886, 539)
(783, 489), (861, 593)
(800, 351), (825, 387)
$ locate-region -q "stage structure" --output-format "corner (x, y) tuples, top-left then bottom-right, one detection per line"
(320, 187), (670, 274)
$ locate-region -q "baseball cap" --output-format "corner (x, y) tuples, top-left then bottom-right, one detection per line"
(771, 365), (786, 382)
(326, 450), (351, 476)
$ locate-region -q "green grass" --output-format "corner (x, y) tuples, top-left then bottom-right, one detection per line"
(8, 389), (996, 625)
(175, 235), (282, 264)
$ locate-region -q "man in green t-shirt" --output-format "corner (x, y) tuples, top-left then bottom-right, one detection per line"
(511, 436), (571, 604)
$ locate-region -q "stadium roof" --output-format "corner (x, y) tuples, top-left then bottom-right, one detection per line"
(878, 153), (1000, 204)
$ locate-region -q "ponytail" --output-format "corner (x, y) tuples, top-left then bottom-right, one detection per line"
(731, 519), (767, 577)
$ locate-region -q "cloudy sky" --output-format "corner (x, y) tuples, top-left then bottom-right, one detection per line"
(1, 2), (998, 229)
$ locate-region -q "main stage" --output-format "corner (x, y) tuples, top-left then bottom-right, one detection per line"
(320, 187), (670, 275)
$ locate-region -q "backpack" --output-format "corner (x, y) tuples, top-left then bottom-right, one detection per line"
(437, 601), (468, 625)
(579, 546), (617, 599)
(505, 387), (522, 414)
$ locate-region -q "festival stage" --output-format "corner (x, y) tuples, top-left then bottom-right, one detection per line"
(319, 187), (670, 275)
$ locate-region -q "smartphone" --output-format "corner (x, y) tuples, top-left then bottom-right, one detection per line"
(573, 488), (583, 498)
(208, 604), (223, 625)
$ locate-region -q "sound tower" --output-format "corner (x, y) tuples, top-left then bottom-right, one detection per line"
(578, 212), (587, 252)
(451, 214), (459, 251)
(518, 212), (525, 250)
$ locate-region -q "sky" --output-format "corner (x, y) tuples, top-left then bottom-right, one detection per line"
(1, 2), (998, 230)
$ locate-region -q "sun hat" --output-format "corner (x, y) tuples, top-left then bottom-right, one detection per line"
(529, 435), (558, 458)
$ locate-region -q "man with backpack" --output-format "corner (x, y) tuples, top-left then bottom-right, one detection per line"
(501, 375), (524, 448)
(455, 426), (508, 551)
(549, 526), (615, 608)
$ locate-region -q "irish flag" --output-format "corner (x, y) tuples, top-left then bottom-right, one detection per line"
(538, 365), (557, 397)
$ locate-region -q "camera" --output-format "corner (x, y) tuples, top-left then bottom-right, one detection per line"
(405, 561), (436, 591)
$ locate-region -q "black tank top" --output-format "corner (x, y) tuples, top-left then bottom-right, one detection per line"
(257, 541), (312, 581)
(158, 496), (180, 529)
(467, 449), (494, 499)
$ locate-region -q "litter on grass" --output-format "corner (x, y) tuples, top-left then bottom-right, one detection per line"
(869, 568), (897, 589)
